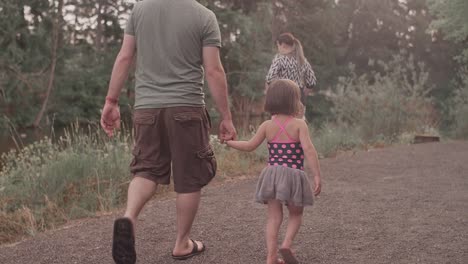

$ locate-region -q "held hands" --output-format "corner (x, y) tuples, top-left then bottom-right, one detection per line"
(100, 101), (121, 137)
(218, 119), (237, 143)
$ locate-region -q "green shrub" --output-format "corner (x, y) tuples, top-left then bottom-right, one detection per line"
(0, 125), (133, 242)
(449, 73), (468, 139)
(330, 55), (437, 141)
(0, 127), (268, 243)
(313, 123), (362, 157)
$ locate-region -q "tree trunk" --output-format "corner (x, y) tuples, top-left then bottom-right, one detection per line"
(271, 0), (288, 43)
(271, 0), (281, 43)
(33, 0), (63, 128)
(95, 1), (103, 52)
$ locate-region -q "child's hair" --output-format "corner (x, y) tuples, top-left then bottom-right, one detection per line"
(264, 79), (302, 116)
(276, 32), (306, 68)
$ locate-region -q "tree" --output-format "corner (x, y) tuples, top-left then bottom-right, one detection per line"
(428, 0), (468, 63)
(0, 1), (53, 127)
(33, 0), (64, 127)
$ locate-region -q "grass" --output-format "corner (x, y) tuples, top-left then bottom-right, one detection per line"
(0, 118), (444, 244)
(0, 125), (270, 244)
(0, 124), (133, 243)
(312, 124), (363, 158)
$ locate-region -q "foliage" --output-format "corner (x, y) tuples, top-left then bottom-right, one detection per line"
(0, 125), (132, 242)
(447, 71), (468, 139)
(313, 123), (362, 158)
(0, 126), (267, 243)
(0, 0), (465, 138)
(428, 0), (468, 63)
(330, 54), (436, 140)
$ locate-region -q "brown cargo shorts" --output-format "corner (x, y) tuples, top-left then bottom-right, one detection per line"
(130, 106), (216, 193)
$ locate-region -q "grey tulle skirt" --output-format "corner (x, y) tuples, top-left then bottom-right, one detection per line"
(255, 165), (314, 207)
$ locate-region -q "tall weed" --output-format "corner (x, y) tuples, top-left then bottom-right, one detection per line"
(0, 125), (132, 243)
(330, 55), (437, 140)
(313, 124), (362, 157)
(449, 72), (468, 139)
(0, 127), (268, 243)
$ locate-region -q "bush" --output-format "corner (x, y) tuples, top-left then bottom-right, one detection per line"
(0, 125), (133, 243)
(0, 127), (268, 243)
(449, 73), (468, 139)
(330, 55), (437, 141)
(313, 123), (362, 157)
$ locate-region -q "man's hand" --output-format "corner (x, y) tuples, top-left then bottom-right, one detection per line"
(100, 102), (121, 137)
(219, 119), (237, 143)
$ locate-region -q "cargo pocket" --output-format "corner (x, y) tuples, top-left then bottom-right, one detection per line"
(129, 147), (141, 173)
(133, 112), (156, 156)
(134, 114), (155, 125)
(173, 112), (203, 125)
(173, 111), (204, 145)
(196, 144), (217, 183)
(204, 108), (212, 130)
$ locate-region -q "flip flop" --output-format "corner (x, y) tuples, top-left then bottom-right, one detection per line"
(172, 239), (206, 260)
(279, 248), (299, 264)
(112, 217), (136, 264)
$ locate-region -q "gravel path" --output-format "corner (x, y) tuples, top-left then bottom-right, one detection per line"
(1, 141), (467, 264)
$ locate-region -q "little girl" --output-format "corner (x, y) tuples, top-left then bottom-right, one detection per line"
(227, 79), (322, 264)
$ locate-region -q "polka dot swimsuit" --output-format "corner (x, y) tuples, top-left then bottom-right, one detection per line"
(267, 117), (304, 170)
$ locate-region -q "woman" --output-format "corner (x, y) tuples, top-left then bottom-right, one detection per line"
(265, 33), (317, 117)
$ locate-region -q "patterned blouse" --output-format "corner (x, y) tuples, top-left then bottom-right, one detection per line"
(266, 54), (317, 90)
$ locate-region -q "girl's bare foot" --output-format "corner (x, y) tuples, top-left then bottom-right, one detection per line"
(267, 254), (281, 264)
(279, 248), (299, 264)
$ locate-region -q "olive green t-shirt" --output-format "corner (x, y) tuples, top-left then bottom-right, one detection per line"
(125, 0), (221, 109)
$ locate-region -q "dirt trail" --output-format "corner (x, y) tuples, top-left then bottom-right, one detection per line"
(1, 142), (467, 264)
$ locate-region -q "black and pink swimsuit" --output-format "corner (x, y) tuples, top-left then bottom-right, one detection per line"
(267, 117), (305, 170)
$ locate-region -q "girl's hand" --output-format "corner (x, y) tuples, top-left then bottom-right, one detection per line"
(313, 176), (321, 196)
(219, 119), (237, 143)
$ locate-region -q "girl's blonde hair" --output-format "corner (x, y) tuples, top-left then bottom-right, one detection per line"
(276, 32), (306, 68)
(264, 79), (302, 116)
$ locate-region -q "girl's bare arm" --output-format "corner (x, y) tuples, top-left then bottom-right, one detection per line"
(298, 120), (322, 196)
(226, 121), (268, 152)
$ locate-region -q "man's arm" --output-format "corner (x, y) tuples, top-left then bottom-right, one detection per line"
(106, 35), (136, 99)
(203, 47), (231, 120)
(101, 35), (136, 137)
(203, 46), (236, 141)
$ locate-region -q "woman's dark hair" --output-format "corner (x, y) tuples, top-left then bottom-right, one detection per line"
(264, 79), (302, 116)
(276, 32), (306, 68)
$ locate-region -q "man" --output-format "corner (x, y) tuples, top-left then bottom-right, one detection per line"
(100, 1), (236, 263)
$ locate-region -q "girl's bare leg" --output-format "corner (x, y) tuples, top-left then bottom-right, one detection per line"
(266, 200), (283, 264)
(281, 204), (304, 250)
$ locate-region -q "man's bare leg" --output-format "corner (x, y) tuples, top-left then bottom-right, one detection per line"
(123, 177), (158, 226)
(113, 177), (157, 264)
(172, 191), (203, 256)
